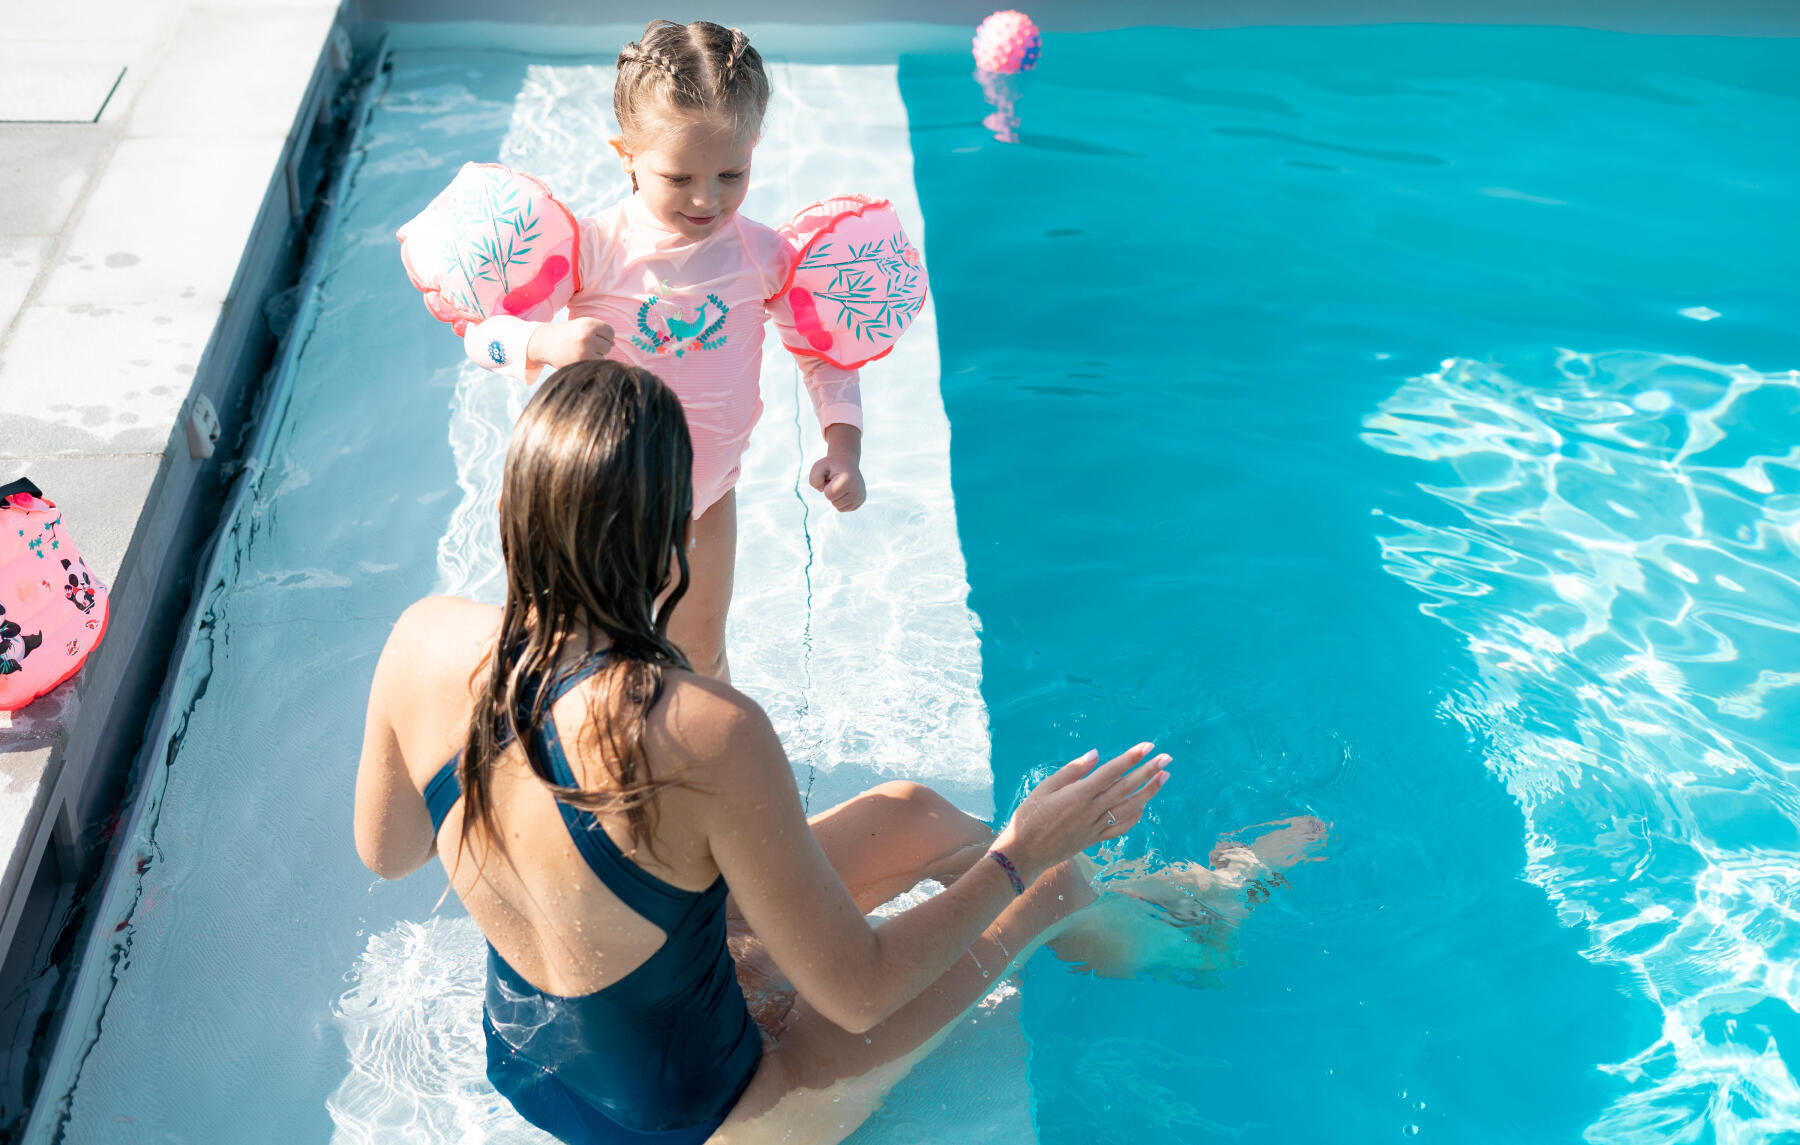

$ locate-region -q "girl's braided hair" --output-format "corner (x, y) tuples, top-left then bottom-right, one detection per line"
(615, 20), (770, 143)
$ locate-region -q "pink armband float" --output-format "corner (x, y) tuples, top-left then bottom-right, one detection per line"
(776, 195), (928, 370)
(0, 479), (109, 714)
(396, 163), (582, 338)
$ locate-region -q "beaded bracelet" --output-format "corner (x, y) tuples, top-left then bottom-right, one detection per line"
(985, 848), (1025, 896)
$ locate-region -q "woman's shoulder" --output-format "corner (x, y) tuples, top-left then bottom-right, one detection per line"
(392, 594), (500, 638)
(640, 666), (784, 778)
(382, 596), (501, 683)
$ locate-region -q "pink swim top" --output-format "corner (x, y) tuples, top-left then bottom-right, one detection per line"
(464, 197), (862, 516)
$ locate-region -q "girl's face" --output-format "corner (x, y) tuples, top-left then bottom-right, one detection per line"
(616, 118), (756, 241)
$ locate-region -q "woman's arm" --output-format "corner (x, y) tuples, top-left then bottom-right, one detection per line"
(352, 602), (454, 879)
(682, 683), (1167, 1034)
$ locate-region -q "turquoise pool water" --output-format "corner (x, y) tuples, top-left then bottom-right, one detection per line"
(27, 22), (1800, 1145)
(902, 26), (1800, 1143)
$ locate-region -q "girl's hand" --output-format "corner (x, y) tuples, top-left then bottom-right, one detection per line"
(809, 452), (866, 512)
(992, 743), (1171, 884)
(527, 318), (615, 370)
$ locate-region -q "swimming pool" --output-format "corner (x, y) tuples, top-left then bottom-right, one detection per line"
(25, 21), (1800, 1145)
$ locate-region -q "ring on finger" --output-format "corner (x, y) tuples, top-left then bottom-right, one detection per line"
(1105, 810), (1117, 827)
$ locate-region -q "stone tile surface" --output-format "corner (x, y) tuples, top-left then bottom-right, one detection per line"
(38, 136), (284, 307)
(128, 7), (337, 139)
(0, 236), (49, 339)
(0, 302), (211, 457)
(0, 125), (112, 235)
(1, 0), (173, 44)
(0, 687), (77, 748)
(0, 52), (127, 123)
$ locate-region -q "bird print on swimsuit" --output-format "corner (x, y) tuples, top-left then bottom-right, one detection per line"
(631, 284), (730, 359)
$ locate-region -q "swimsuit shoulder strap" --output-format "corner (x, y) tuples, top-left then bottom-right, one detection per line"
(419, 656), (610, 839)
(424, 756), (462, 836)
(538, 655), (705, 930)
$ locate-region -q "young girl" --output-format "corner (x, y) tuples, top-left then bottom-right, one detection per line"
(458, 20), (867, 681)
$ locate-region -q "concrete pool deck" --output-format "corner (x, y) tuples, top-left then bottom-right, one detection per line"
(0, 0), (343, 1121)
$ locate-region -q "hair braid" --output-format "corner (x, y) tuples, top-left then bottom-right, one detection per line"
(613, 20), (770, 144)
(722, 27), (749, 90)
(619, 41), (681, 84)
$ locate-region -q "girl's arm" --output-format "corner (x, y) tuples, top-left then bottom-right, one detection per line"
(767, 287), (866, 434)
(461, 215), (615, 383)
(767, 289), (867, 509)
(677, 680), (1169, 1034)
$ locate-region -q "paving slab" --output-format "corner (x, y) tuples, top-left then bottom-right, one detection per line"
(0, 49), (127, 124)
(0, 126), (112, 237)
(127, 6), (339, 139)
(0, 302), (208, 457)
(1, 0), (175, 45)
(0, 238), (49, 340)
(38, 136), (285, 308)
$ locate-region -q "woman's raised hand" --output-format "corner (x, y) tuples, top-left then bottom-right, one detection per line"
(992, 743), (1171, 885)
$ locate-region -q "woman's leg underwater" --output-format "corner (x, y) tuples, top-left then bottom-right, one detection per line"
(715, 861), (1096, 1145)
(668, 490), (737, 680)
(719, 798), (1328, 1143)
(805, 781), (996, 912)
(729, 782), (994, 1031)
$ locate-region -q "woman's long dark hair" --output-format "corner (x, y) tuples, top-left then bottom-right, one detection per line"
(456, 359), (695, 865)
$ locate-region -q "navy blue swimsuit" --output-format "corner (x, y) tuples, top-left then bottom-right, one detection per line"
(424, 659), (762, 1144)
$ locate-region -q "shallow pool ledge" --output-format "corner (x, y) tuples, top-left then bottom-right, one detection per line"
(0, 0), (348, 1127)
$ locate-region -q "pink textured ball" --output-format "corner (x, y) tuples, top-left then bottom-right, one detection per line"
(972, 10), (1041, 75)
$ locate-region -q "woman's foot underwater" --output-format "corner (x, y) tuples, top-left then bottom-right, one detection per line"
(1047, 815), (1331, 983)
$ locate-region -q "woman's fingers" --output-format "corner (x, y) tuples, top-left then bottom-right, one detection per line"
(1099, 752), (1170, 805)
(1099, 770), (1169, 838)
(1037, 749), (1100, 793)
(1075, 742), (1154, 793)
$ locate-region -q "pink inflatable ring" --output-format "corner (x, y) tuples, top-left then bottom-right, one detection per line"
(397, 163), (582, 338)
(777, 196), (928, 370)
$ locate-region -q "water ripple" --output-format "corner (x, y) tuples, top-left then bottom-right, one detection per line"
(327, 918), (554, 1144)
(1363, 349), (1800, 1143)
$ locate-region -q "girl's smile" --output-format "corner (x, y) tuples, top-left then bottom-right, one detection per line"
(614, 120), (756, 241)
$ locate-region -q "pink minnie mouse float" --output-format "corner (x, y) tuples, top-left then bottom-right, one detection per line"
(0, 478), (110, 715)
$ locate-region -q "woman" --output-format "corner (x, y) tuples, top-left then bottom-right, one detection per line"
(353, 360), (1170, 1145)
